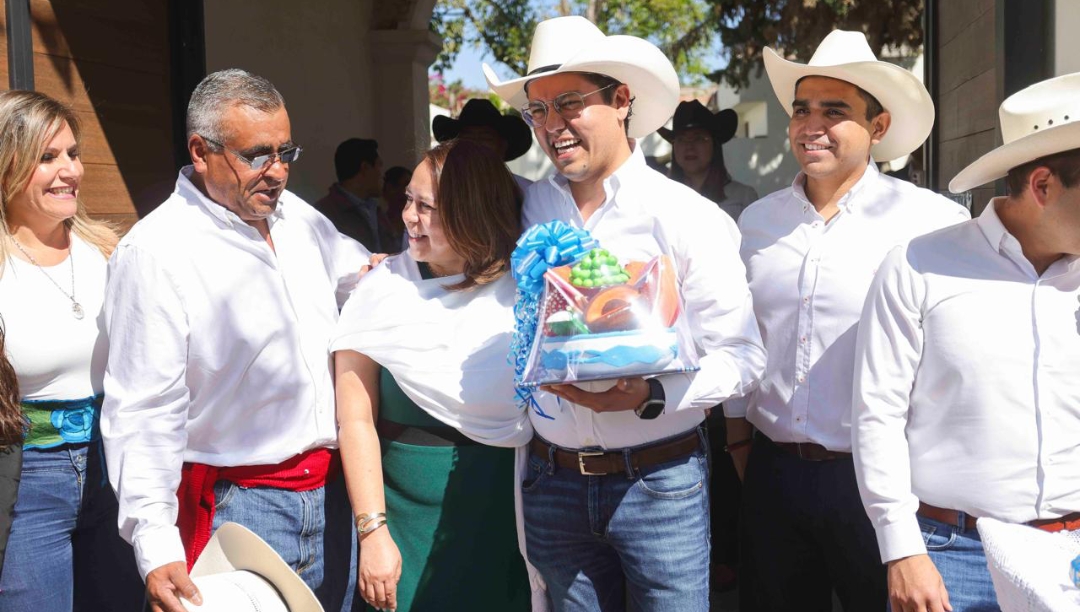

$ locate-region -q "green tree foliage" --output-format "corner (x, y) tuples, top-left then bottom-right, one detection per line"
(706, 0), (923, 89)
(431, 0), (717, 84)
(431, 0), (923, 91)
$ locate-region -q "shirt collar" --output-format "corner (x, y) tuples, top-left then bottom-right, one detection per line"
(978, 197), (1080, 277)
(177, 165), (286, 229)
(791, 159), (880, 215)
(546, 141), (647, 206)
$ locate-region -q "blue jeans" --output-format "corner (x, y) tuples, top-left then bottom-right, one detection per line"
(212, 472), (358, 612)
(0, 442), (143, 611)
(915, 515), (999, 612)
(522, 428), (711, 612)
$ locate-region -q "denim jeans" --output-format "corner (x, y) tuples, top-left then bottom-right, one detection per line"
(0, 442), (143, 612)
(212, 471), (357, 612)
(914, 515), (1000, 612)
(522, 427), (711, 612)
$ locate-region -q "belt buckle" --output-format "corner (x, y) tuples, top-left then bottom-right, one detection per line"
(577, 451), (605, 475)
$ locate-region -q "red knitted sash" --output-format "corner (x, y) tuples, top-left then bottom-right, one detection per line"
(176, 447), (336, 570)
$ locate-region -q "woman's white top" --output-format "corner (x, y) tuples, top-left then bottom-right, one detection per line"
(0, 234), (108, 400)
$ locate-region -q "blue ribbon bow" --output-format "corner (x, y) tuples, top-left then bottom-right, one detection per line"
(508, 221), (598, 419)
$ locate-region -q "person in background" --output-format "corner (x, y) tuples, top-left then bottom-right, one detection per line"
(660, 100), (758, 222)
(314, 137), (391, 252)
(0, 89), (143, 610)
(660, 98), (758, 592)
(432, 98), (534, 192)
(381, 165), (412, 250)
(333, 139), (532, 612)
(0, 317), (26, 578)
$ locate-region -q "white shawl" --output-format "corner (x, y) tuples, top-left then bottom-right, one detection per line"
(330, 252), (548, 610)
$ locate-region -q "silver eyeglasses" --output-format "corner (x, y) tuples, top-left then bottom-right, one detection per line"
(203, 137), (302, 170)
(521, 84), (616, 128)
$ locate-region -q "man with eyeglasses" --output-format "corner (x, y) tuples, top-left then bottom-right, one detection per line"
(101, 69), (366, 612)
(486, 16), (764, 612)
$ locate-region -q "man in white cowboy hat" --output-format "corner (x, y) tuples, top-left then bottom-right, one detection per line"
(485, 15), (765, 612)
(726, 29), (969, 611)
(852, 72), (1080, 612)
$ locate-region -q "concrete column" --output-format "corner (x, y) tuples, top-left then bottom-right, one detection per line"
(369, 29), (442, 169)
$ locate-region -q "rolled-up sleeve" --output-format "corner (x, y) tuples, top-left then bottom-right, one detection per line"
(851, 245), (926, 563)
(659, 207), (765, 412)
(101, 245), (190, 579)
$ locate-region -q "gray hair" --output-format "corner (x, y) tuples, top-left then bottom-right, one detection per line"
(186, 69), (285, 149)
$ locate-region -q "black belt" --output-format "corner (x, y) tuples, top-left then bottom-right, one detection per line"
(376, 420), (477, 447)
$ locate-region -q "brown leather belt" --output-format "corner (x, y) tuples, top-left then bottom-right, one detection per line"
(529, 430), (700, 476)
(770, 440), (851, 461)
(919, 502), (1080, 533)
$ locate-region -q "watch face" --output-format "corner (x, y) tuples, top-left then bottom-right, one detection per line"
(637, 400), (665, 420)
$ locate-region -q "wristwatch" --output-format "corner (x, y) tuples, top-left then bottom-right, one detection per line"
(635, 378), (666, 420)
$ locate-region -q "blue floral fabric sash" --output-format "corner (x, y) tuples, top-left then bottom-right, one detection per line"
(20, 394), (103, 449)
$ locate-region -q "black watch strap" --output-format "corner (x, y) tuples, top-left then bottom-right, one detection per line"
(635, 378), (666, 420)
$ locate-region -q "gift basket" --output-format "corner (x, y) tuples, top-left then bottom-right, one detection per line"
(509, 221), (700, 396)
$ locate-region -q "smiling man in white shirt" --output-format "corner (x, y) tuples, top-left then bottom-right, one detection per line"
(853, 72), (1080, 612)
(101, 69), (367, 612)
(485, 16), (765, 612)
(729, 31), (969, 611)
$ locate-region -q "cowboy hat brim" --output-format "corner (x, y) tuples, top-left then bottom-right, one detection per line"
(763, 47), (934, 162)
(949, 121), (1080, 193)
(658, 108), (738, 144)
(192, 523), (323, 612)
(484, 35), (679, 139)
(431, 113), (533, 161)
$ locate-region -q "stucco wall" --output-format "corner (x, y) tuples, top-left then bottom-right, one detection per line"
(203, 0), (376, 203)
(1056, 0), (1080, 76)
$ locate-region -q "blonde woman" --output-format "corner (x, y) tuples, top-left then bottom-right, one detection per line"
(0, 91), (142, 609)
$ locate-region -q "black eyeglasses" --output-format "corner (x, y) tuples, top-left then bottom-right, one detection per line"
(203, 137), (302, 170)
(521, 84), (616, 128)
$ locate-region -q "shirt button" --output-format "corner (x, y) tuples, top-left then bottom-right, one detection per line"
(795, 416), (802, 422)
(803, 297), (810, 304)
(800, 337), (807, 344)
(303, 469), (310, 475)
(796, 374), (806, 383)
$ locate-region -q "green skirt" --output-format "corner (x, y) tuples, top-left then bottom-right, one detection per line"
(370, 439), (530, 612)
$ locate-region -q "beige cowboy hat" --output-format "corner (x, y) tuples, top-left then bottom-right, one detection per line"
(182, 522), (324, 612)
(763, 29), (934, 162)
(950, 72), (1080, 193)
(482, 15), (680, 139)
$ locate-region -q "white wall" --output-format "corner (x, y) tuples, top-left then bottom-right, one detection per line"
(203, 0), (376, 203)
(720, 75), (802, 197)
(1056, 0), (1080, 76)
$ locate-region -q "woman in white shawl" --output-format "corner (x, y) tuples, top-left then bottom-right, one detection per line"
(332, 139), (533, 612)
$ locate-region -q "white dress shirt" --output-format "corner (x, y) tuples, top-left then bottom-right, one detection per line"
(853, 199), (1080, 563)
(523, 146), (765, 450)
(101, 167), (368, 578)
(729, 162), (968, 451)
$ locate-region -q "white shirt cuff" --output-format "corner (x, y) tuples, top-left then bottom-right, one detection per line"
(133, 525), (187, 581)
(876, 514), (928, 563)
(656, 373), (693, 413)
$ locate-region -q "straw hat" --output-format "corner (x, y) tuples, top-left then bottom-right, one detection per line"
(182, 523), (323, 612)
(483, 16), (679, 138)
(950, 72), (1080, 192)
(763, 29), (934, 161)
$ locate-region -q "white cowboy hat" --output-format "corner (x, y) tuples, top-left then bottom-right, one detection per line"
(763, 29), (934, 162)
(950, 72), (1080, 193)
(482, 16), (679, 139)
(182, 522), (324, 612)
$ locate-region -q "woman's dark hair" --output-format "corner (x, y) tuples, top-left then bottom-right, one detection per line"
(669, 130), (732, 203)
(423, 139), (523, 291)
(0, 318), (24, 447)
